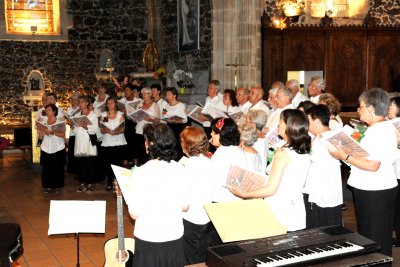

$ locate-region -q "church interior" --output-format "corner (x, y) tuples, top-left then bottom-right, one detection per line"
(0, 0), (400, 266)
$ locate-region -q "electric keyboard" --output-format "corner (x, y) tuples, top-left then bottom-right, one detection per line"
(206, 226), (392, 266)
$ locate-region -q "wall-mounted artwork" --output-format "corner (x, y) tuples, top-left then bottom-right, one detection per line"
(178, 0), (199, 52)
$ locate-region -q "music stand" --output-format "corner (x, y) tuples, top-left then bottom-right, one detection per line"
(48, 200), (106, 267)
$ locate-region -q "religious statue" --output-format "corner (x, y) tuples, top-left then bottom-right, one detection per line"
(30, 78), (40, 90)
(142, 39), (159, 72)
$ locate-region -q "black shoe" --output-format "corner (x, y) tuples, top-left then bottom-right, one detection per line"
(86, 184), (94, 193)
(106, 185), (113, 191)
(393, 238), (400, 247)
(76, 184), (86, 192)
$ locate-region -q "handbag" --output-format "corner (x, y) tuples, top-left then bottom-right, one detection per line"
(74, 128), (97, 157)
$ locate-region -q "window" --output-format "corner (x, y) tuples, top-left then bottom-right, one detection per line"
(5, 0), (60, 35)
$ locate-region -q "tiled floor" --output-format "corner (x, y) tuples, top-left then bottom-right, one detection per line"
(0, 152), (399, 266)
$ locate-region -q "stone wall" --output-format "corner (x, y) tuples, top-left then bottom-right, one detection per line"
(160, 0), (212, 73)
(0, 0), (213, 128)
(0, 0), (149, 127)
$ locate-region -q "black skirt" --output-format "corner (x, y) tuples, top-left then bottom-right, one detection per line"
(183, 219), (212, 265)
(41, 149), (65, 189)
(133, 237), (185, 267)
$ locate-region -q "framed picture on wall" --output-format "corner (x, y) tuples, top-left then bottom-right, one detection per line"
(178, 0), (200, 52)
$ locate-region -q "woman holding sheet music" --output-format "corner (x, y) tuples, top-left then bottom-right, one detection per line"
(100, 97), (127, 191)
(230, 109), (311, 232)
(328, 88), (397, 257)
(38, 104), (66, 194)
(126, 123), (188, 267)
(72, 95), (99, 193)
(164, 87), (188, 159)
(135, 87), (161, 164)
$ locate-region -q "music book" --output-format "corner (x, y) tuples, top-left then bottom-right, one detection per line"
(35, 120), (48, 132)
(96, 102), (107, 113)
(127, 99), (142, 111)
(48, 200), (106, 235)
(392, 117), (400, 133)
(70, 115), (93, 127)
(265, 126), (283, 148)
(111, 165), (134, 203)
(50, 121), (66, 132)
(127, 108), (151, 123)
(226, 165), (267, 193)
(163, 115), (184, 123)
(227, 111), (244, 124)
(321, 129), (369, 157)
(188, 106), (213, 124)
(99, 120), (125, 132)
(204, 199), (287, 243)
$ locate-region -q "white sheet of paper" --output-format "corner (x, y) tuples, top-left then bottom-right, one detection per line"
(111, 164), (133, 203)
(48, 200), (106, 235)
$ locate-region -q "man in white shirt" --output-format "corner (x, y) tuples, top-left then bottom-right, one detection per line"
(236, 87), (252, 114)
(264, 87), (293, 132)
(307, 76), (325, 104)
(248, 86), (270, 115)
(286, 79), (308, 108)
(202, 80), (224, 118)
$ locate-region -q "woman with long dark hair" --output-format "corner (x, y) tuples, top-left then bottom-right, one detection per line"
(230, 109), (311, 231)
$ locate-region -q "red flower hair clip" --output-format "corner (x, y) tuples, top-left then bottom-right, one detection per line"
(216, 118), (225, 130)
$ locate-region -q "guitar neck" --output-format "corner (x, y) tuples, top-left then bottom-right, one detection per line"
(117, 196), (125, 251)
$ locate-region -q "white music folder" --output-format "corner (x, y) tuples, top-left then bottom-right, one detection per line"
(48, 200), (106, 235)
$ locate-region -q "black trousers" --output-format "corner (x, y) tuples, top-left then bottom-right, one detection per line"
(304, 193), (342, 229)
(183, 219), (212, 265)
(353, 186), (397, 257)
(393, 184), (400, 238)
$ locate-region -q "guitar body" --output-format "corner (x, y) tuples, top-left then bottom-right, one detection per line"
(104, 237), (135, 267)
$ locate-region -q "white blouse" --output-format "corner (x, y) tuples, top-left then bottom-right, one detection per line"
(348, 121), (397, 191)
(162, 102), (188, 123)
(265, 148), (311, 231)
(303, 132), (343, 207)
(211, 145), (247, 202)
(126, 160), (189, 242)
(244, 151), (263, 173)
(71, 111), (99, 136)
(66, 106), (80, 137)
(40, 121), (65, 154)
(182, 155), (218, 225)
(100, 111), (127, 147)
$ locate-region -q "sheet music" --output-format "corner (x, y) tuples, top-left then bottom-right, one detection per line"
(322, 129), (369, 157)
(226, 165), (267, 192)
(111, 165), (133, 203)
(127, 108), (151, 123)
(48, 200), (106, 235)
(70, 115), (93, 127)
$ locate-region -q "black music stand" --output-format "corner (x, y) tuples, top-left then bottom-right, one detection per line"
(48, 200), (106, 267)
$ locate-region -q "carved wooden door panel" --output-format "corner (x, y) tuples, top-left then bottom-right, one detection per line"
(283, 30), (325, 73)
(262, 29), (283, 91)
(368, 30), (400, 92)
(326, 31), (368, 107)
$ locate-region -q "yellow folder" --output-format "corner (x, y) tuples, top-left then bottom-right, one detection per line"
(204, 199), (287, 243)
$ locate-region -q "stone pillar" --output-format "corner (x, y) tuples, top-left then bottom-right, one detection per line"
(211, 0), (264, 89)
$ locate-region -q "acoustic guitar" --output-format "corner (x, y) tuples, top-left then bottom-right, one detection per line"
(104, 181), (135, 267)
